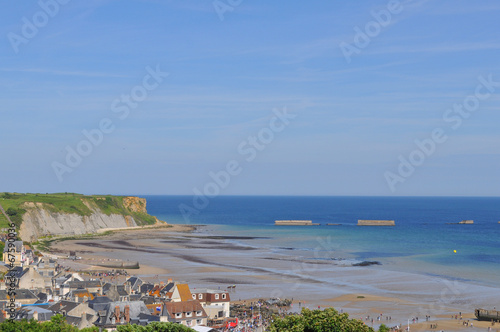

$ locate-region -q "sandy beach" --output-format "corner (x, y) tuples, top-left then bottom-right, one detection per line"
(49, 224), (500, 331)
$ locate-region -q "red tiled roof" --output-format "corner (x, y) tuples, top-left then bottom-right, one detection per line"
(163, 300), (207, 319)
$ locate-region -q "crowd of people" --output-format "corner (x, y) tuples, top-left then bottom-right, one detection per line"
(225, 299), (295, 332)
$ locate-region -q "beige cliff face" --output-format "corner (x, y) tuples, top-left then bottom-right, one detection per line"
(123, 196), (147, 214)
(19, 198), (143, 242)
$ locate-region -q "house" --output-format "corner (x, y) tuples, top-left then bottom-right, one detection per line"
(87, 296), (113, 312)
(52, 273), (84, 294)
(65, 289), (95, 303)
(124, 276), (144, 294)
(23, 245), (35, 265)
(146, 282), (175, 298)
(94, 301), (159, 329)
(65, 313), (97, 330)
(141, 296), (163, 315)
(139, 282), (155, 295)
(15, 306), (54, 321)
(32, 257), (57, 278)
(35, 289), (59, 303)
(129, 294), (141, 301)
(104, 284), (130, 302)
(61, 280), (102, 296)
(162, 281), (176, 293)
(1, 265), (47, 290)
(171, 284), (192, 302)
(0, 289), (38, 306)
(48, 300), (96, 320)
(18, 266), (46, 289)
(191, 289), (231, 319)
(160, 300), (208, 327)
(2, 241), (26, 267)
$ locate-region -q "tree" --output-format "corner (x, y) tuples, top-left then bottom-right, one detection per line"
(5, 208), (17, 217)
(267, 307), (375, 332)
(5, 207), (25, 225)
(378, 324), (390, 332)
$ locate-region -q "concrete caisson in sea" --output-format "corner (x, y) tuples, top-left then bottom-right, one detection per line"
(275, 220), (320, 226)
(357, 220), (395, 226)
(475, 308), (500, 322)
(446, 220), (474, 225)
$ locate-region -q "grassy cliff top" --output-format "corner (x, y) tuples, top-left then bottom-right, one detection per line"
(0, 192), (157, 228)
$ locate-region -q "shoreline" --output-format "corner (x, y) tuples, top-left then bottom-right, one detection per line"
(49, 223), (500, 331)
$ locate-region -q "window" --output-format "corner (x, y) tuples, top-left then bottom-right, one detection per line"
(197, 319), (202, 324)
(176, 313), (182, 318)
(186, 311), (192, 317)
(192, 294), (196, 299)
(222, 294), (226, 299)
(186, 320), (192, 326)
(215, 294), (219, 300)
(198, 294), (202, 300)
(196, 310), (202, 316)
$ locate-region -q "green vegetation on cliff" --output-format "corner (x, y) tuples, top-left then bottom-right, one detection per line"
(0, 192), (158, 229)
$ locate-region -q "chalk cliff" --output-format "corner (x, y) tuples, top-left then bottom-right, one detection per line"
(17, 196), (158, 242)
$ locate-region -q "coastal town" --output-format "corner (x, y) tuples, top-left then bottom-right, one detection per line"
(0, 237), (289, 331)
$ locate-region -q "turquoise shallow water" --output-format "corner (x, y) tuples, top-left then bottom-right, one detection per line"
(143, 196), (500, 287)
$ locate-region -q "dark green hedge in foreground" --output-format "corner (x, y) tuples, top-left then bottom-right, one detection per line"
(0, 315), (195, 332)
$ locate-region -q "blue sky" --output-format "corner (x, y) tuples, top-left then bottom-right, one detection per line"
(1, 0), (499, 196)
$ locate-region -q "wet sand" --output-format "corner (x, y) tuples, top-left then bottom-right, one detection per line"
(50, 224), (500, 331)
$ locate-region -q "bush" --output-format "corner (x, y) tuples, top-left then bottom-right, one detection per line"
(268, 308), (375, 332)
(5, 208), (17, 217)
(378, 324), (390, 332)
(5, 207), (25, 226)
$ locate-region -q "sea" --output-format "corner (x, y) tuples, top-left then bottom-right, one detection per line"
(143, 196), (500, 288)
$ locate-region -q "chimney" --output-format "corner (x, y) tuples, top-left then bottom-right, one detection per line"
(114, 306), (120, 320)
(167, 278), (173, 283)
(124, 305), (130, 323)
